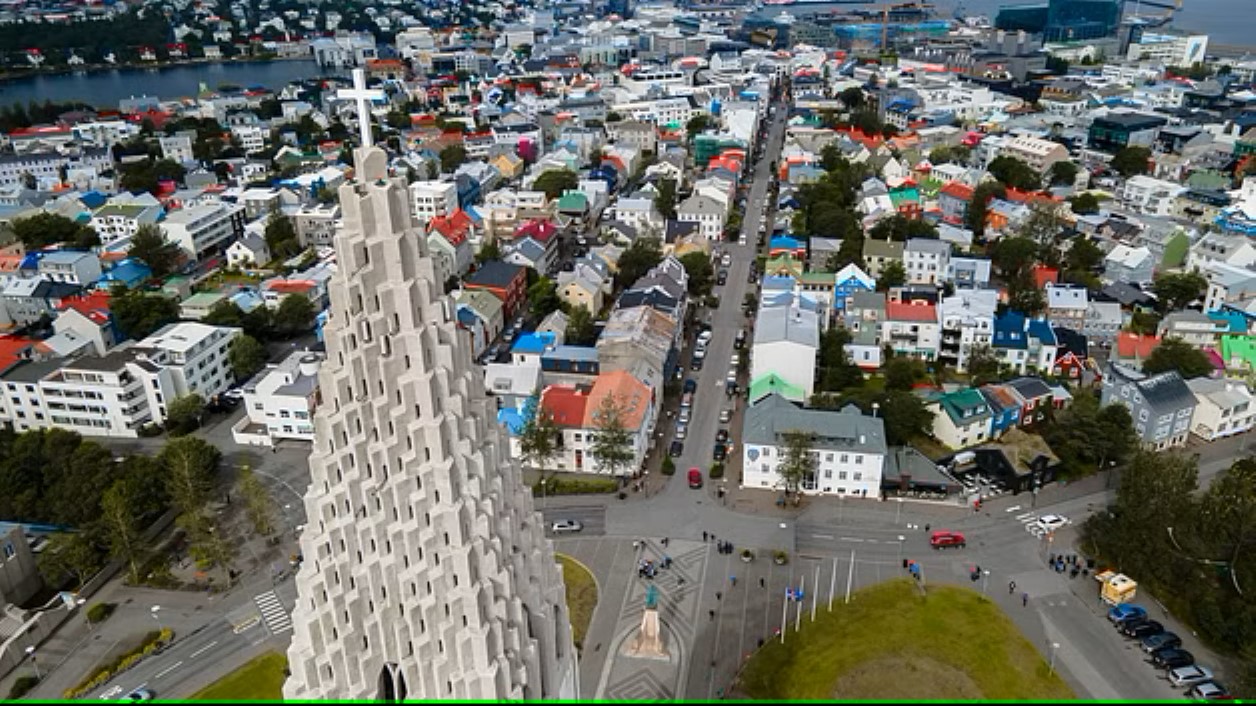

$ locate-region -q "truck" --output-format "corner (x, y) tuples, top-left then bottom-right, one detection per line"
(1095, 570), (1138, 606)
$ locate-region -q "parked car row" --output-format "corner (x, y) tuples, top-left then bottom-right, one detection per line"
(1107, 604), (1232, 701)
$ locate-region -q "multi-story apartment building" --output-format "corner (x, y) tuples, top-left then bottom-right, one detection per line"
(1101, 363), (1196, 450)
(231, 350), (324, 446)
(161, 202), (246, 259)
(408, 180), (458, 224)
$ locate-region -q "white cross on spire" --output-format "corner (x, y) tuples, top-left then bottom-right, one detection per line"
(338, 68), (385, 149)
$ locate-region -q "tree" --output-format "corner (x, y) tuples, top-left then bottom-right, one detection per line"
(868, 214), (938, 242)
(38, 532), (102, 589)
(1152, 271), (1207, 312)
(127, 223), (178, 278)
(517, 394), (559, 472)
(884, 357), (923, 391)
(1048, 160), (1079, 186)
(777, 430), (816, 498)
(161, 436), (219, 522)
(1008, 279), (1047, 316)
(965, 344), (1002, 385)
(992, 236), (1040, 282)
(237, 466), (274, 538)
(100, 481), (145, 584)
(10, 212), (100, 249)
(274, 295), (316, 337)
(928, 144), (971, 165)
(264, 210), (301, 261)
(678, 251), (714, 297)
(1017, 204), (1066, 245)
(532, 169), (579, 200)
(685, 114), (711, 138)
(1143, 337), (1214, 379)
(165, 393), (205, 435)
(476, 238), (501, 265)
(439, 145), (467, 174)
(588, 392), (636, 477)
(565, 306), (597, 346)
(654, 177), (678, 220)
(876, 261), (906, 291)
(1197, 460), (1256, 597)
(1068, 192), (1101, 215)
(987, 155), (1041, 191)
(1111, 146), (1152, 178)
(109, 286), (179, 340)
(816, 327), (863, 393)
(614, 238), (663, 289)
(839, 86), (865, 110)
(875, 391), (934, 446)
(1065, 236), (1104, 276)
(526, 277), (561, 320)
(966, 182), (1006, 238)
(228, 335), (268, 381)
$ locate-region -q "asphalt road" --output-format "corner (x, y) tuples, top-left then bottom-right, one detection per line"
(541, 505), (608, 536)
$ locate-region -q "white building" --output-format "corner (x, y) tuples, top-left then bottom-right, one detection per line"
(903, 238), (951, 285)
(1121, 175), (1186, 216)
(538, 370), (656, 476)
(1103, 244), (1156, 286)
(938, 290), (997, 372)
(283, 142), (576, 700)
(408, 180), (458, 224)
(161, 202), (246, 259)
(231, 351), (323, 446)
(226, 233), (271, 269)
(37, 251), (101, 285)
(676, 193), (726, 241)
(998, 136), (1070, 172)
(1126, 31), (1209, 66)
(751, 294), (820, 403)
(742, 393), (887, 498)
(1186, 377), (1254, 442)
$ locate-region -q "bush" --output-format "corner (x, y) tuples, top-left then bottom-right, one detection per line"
(773, 550), (789, 565)
(67, 628), (170, 698)
(8, 675), (39, 699)
(532, 475), (618, 496)
(709, 462), (724, 479)
(661, 457), (676, 475)
(86, 602), (115, 624)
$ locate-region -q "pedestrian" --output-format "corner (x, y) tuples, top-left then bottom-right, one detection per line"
(925, 524), (930, 532)
(716, 591), (722, 601)
(1009, 580), (1016, 594)
(678, 577), (685, 586)
(1022, 592), (1029, 607)
(662, 537), (669, 547)
(709, 609), (716, 620)
(703, 531), (708, 542)
(759, 577), (766, 588)
(730, 575), (737, 587)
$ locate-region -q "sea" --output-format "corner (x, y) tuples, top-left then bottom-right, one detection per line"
(0, 59), (339, 111)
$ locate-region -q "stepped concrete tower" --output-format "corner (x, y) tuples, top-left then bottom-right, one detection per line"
(283, 138), (577, 700)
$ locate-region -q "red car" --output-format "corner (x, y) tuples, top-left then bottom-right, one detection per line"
(930, 531), (966, 549)
(688, 468), (703, 489)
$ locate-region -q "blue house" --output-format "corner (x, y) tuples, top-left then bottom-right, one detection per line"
(540, 345), (599, 376)
(980, 384), (1023, 438)
(832, 263), (875, 314)
(98, 258), (153, 289)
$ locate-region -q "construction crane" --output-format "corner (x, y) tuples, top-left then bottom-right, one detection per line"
(865, 2), (935, 58)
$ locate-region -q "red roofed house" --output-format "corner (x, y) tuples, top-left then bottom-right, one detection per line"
(540, 369), (657, 476)
(1033, 265), (1060, 290)
(262, 278), (321, 309)
(464, 260), (528, 320)
(939, 182), (974, 224)
(426, 209), (476, 279)
(0, 336), (41, 371)
(55, 291), (117, 355)
(1115, 332), (1161, 367)
(882, 301), (941, 361)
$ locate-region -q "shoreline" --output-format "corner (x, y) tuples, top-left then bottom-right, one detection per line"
(0, 55), (322, 87)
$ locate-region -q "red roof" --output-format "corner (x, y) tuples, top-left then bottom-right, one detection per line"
(0, 336), (37, 371)
(266, 280), (316, 295)
(515, 218), (558, 243)
(886, 302), (938, 322)
(430, 209), (473, 246)
(540, 385), (589, 428)
(1033, 265), (1060, 289)
(940, 182), (974, 201)
(58, 290), (112, 325)
(1117, 332), (1161, 360)
(1005, 187), (1061, 206)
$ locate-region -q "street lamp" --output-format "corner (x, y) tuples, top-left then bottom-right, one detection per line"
(1048, 642), (1060, 676)
(897, 535), (906, 563)
(872, 402), (880, 418)
(151, 605), (163, 633)
(982, 569), (991, 596)
(895, 496), (903, 524)
(24, 646), (39, 680)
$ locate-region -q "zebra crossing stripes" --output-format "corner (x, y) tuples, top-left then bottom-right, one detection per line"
(254, 590), (293, 635)
(1015, 512), (1048, 536)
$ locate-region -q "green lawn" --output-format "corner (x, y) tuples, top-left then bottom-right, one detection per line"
(189, 651), (287, 700)
(737, 579), (1075, 700)
(556, 554), (598, 651)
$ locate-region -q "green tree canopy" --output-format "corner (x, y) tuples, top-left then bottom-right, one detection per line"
(10, 212), (100, 250)
(109, 286), (179, 340)
(654, 177), (678, 220)
(439, 145), (468, 174)
(874, 390), (934, 446)
(777, 430), (816, 497)
(987, 155), (1041, 191)
(685, 114), (711, 138)
(127, 223), (179, 278)
(533, 169), (579, 200)
(165, 393), (205, 435)
(1142, 337), (1214, 379)
(1068, 192), (1101, 215)
(614, 238), (663, 289)
(589, 392), (636, 477)
(228, 334), (268, 381)
(1152, 271), (1207, 312)
(884, 357), (924, 391)
(517, 394), (560, 471)
(965, 182), (1007, 237)
(678, 251), (714, 297)
(273, 295), (316, 337)
(1111, 146), (1152, 177)
(264, 210), (301, 261)
(876, 261), (906, 291)
(526, 277), (562, 320)
(839, 86), (865, 110)
(1048, 160), (1079, 186)
(991, 236), (1040, 282)
(565, 305), (597, 345)
(868, 214), (938, 242)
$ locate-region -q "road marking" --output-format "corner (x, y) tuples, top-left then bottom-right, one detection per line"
(254, 590), (293, 635)
(811, 534), (834, 540)
(252, 637), (268, 646)
(232, 616), (260, 634)
(1016, 512), (1037, 520)
(838, 536), (864, 543)
(188, 641), (218, 659)
(1005, 505), (1022, 513)
(154, 661), (183, 679)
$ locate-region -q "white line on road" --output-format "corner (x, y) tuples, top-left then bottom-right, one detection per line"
(838, 537), (864, 543)
(154, 661), (184, 679)
(252, 637), (267, 646)
(1005, 505), (1022, 513)
(1016, 512), (1037, 520)
(188, 641), (218, 659)
(811, 534), (834, 540)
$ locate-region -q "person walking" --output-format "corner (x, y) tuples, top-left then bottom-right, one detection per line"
(730, 575), (737, 587)
(702, 531), (708, 542)
(716, 591), (722, 601)
(1009, 580), (1017, 595)
(759, 577), (765, 589)
(1022, 592), (1029, 607)
(709, 609), (716, 620)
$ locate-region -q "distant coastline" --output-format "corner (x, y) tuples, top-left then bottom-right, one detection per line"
(0, 54), (312, 86)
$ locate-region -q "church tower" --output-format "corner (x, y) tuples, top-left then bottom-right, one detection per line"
(283, 133), (577, 699)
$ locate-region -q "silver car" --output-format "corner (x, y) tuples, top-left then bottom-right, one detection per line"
(550, 520), (583, 533)
(1169, 665), (1214, 688)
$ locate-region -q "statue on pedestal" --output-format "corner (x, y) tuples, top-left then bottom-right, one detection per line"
(624, 584), (669, 659)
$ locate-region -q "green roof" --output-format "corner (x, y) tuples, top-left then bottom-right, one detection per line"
(557, 191), (588, 211)
(182, 291), (225, 307)
(1221, 334), (1256, 369)
(749, 373), (805, 404)
(888, 187), (920, 207)
(1186, 170), (1229, 192)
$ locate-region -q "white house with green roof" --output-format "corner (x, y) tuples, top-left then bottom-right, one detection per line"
(928, 387), (994, 450)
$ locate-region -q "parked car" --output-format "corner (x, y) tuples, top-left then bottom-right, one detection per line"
(1142, 632), (1182, 654)
(715, 429), (729, 444)
(735, 330), (747, 349)
(1108, 604), (1147, 624)
(1168, 665), (1214, 688)
(683, 378), (698, 394)
(691, 357), (704, 371)
(929, 531), (966, 549)
(713, 443), (728, 462)
(223, 387), (245, 401)
(719, 409), (733, 423)
(688, 468), (703, 489)
(681, 392), (694, 409)
(1187, 682), (1232, 701)
(678, 408), (691, 424)
(669, 440), (684, 457)
(675, 424), (687, 441)
(716, 270), (728, 286)
(125, 690), (155, 702)
(697, 330), (713, 347)
(1121, 619), (1164, 639)
(1151, 648), (1195, 670)
(721, 253), (732, 267)
(550, 519), (583, 533)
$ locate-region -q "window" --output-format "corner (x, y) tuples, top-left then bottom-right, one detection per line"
(840, 454), (849, 463)
(855, 455), (863, 464)
(838, 471), (847, 480)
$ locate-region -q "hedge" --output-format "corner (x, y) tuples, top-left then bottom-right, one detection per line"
(532, 475), (618, 496)
(65, 628), (172, 699)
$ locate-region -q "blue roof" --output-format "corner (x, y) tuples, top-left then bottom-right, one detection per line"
(762, 275), (796, 291)
(993, 311), (1028, 350)
(512, 331), (557, 355)
(769, 235), (804, 250)
(230, 289), (266, 313)
(541, 344), (599, 362)
(101, 259), (152, 282)
(1209, 309), (1249, 334)
(497, 407), (526, 435)
(18, 253), (41, 270)
(1027, 318), (1057, 346)
(79, 191), (107, 209)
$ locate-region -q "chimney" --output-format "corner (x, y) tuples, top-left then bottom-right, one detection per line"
(859, 434), (866, 444)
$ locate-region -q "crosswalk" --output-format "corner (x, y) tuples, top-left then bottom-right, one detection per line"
(254, 590), (293, 635)
(1015, 511), (1047, 537)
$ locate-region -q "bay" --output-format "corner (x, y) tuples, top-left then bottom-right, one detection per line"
(0, 59), (340, 111)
